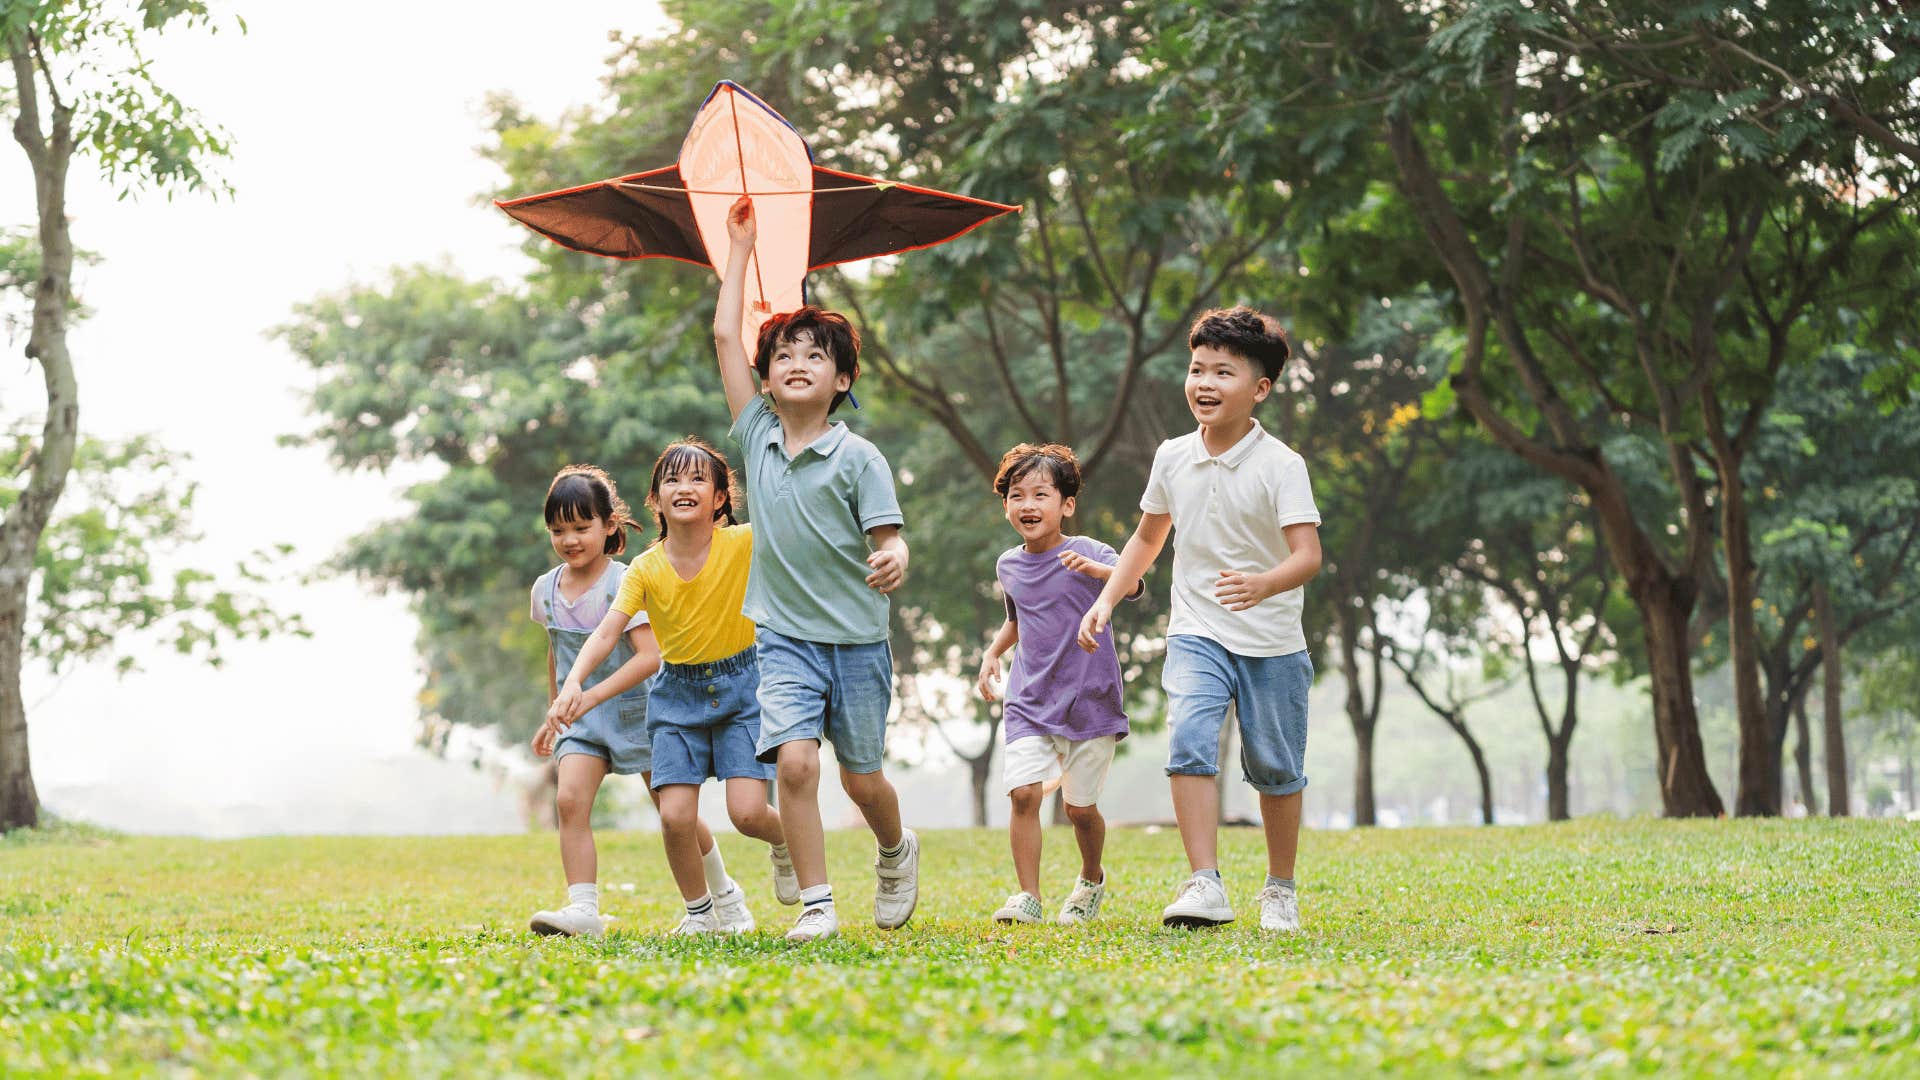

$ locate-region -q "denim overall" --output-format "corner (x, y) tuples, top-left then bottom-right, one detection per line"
(545, 567), (652, 775)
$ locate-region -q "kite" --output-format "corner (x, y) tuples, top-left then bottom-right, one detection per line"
(496, 80), (1021, 353)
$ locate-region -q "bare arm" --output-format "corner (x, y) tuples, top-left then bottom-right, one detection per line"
(546, 643), (557, 703)
(1060, 547), (1147, 600)
(1077, 511), (1172, 651)
(1213, 522), (1322, 611)
(575, 624), (663, 711)
(976, 618), (1020, 701)
(712, 196), (761, 421)
(865, 524), (909, 593)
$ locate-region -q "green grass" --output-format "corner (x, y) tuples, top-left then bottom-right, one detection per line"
(2, 819), (1916, 1077)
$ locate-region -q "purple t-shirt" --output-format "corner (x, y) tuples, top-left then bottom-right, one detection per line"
(998, 535), (1132, 743)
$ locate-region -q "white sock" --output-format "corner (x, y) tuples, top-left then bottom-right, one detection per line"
(566, 882), (599, 914)
(800, 883), (833, 909)
(701, 843), (732, 895)
(685, 892), (714, 916)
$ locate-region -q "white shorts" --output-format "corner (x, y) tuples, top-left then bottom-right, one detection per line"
(1002, 734), (1118, 807)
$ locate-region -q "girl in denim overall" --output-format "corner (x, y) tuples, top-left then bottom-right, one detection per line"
(549, 440), (799, 935)
(526, 465), (739, 938)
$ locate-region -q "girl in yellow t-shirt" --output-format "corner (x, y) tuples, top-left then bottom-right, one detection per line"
(547, 438), (797, 935)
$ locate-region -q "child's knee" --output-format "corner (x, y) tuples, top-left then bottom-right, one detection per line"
(840, 767), (891, 805)
(726, 793), (768, 832)
(657, 793), (699, 835)
(777, 745), (820, 791)
(1008, 783), (1045, 817)
(1064, 801), (1103, 828)
(554, 783), (594, 822)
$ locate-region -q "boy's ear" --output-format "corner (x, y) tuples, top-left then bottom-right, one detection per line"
(834, 369), (854, 392)
(1253, 376), (1273, 403)
(1062, 495), (1077, 519)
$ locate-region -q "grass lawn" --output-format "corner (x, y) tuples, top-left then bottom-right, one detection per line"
(2, 818), (1916, 1076)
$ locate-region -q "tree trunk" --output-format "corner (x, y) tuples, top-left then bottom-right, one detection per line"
(1545, 731), (1572, 822)
(0, 45), (78, 833)
(1812, 583), (1849, 817)
(1792, 696), (1818, 817)
(1337, 603), (1378, 826)
(1631, 575), (1725, 817)
(1716, 458), (1777, 817)
(968, 749), (992, 828)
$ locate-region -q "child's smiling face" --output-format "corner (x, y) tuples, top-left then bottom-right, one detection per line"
(1002, 473), (1075, 549)
(1185, 344), (1271, 428)
(548, 513), (613, 571)
(651, 461), (725, 537)
(763, 329), (851, 415)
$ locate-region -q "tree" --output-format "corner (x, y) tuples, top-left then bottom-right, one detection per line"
(1159, 0), (1920, 816)
(1, 1), (237, 830)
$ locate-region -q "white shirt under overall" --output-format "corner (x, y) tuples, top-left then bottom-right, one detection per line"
(1140, 421), (1321, 657)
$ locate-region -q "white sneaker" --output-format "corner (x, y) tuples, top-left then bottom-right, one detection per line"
(993, 891), (1043, 924)
(1258, 882), (1300, 932)
(769, 845), (801, 906)
(671, 906), (724, 936)
(1057, 876), (1107, 926)
(1161, 873), (1234, 928)
(784, 903), (839, 942)
(713, 882), (755, 933)
(873, 829), (919, 930)
(529, 904), (606, 938)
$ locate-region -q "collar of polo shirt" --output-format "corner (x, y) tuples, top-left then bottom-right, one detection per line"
(766, 418), (851, 459)
(1190, 420), (1267, 467)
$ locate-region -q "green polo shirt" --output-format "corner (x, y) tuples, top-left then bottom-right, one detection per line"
(728, 394), (904, 644)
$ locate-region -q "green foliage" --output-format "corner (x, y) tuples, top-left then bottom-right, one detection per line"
(3, 821), (1918, 1073)
(0, 431), (304, 674)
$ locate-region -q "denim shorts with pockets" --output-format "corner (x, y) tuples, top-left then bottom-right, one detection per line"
(753, 626), (892, 773)
(1163, 634), (1312, 795)
(646, 648), (774, 789)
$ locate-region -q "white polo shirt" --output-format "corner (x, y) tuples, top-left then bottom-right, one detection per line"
(1140, 421), (1320, 656)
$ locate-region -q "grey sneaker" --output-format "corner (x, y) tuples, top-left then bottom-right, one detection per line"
(784, 903), (839, 943)
(1057, 876), (1107, 925)
(529, 904), (606, 938)
(993, 891), (1044, 924)
(1161, 873), (1234, 928)
(713, 881), (755, 933)
(873, 829), (919, 930)
(1257, 882), (1300, 932)
(769, 845), (801, 906)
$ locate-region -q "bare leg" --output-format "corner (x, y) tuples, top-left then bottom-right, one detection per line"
(1008, 783), (1044, 899)
(1170, 773), (1220, 873)
(656, 784), (709, 903)
(776, 740), (828, 889)
(644, 771), (716, 857)
(1064, 801), (1106, 884)
(725, 777), (786, 845)
(840, 765), (903, 849)
(1259, 791), (1302, 879)
(555, 754), (610, 885)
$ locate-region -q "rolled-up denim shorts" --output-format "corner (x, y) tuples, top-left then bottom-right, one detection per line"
(753, 627), (891, 773)
(1163, 634), (1312, 796)
(647, 648), (774, 789)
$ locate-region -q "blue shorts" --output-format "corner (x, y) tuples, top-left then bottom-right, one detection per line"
(554, 688), (652, 776)
(646, 649), (774, 789)
(753, 627), (892, 774)
(1163, 635), (1312, 796)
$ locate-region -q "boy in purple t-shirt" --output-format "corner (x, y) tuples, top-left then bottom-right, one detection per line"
(976, 444), (1141, 926)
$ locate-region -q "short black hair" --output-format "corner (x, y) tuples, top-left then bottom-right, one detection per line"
(754, 306), (861, 413)
(1188, 306), (1291, 382)
(993, 443), (1082, 500)
(544, 464), (634, 556)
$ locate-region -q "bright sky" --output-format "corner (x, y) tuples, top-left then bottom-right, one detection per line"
(2, 2), (675, 835)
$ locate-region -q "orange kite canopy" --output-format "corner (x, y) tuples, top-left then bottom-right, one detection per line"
(496, 80), (1021, 349)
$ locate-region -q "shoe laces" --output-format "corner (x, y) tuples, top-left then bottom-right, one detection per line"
(1064, 883), (1098, 916)
(1175, 877), (1213, 904)
(794, 906), (830, 929)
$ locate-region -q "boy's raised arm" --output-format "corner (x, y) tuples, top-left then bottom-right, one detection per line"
(712, 196), (761, 421)
(1077, 511), (1171, 651)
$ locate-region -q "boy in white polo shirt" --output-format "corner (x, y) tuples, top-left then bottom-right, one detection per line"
(1078, 306), (1322, 932)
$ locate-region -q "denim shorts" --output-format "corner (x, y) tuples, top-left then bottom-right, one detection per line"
(1163, 635), (1312, 796)
(646, 648), (774, 789)
(753, 626), (892, 773)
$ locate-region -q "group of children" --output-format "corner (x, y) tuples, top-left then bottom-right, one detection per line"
(526, 196), (1321, 942)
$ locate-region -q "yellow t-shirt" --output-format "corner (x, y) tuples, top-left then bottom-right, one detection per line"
(612, 523), (756, 665)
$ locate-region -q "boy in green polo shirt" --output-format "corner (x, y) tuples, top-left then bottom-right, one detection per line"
(710, 196), (919, 943)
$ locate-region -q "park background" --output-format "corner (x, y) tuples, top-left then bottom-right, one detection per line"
(5, 3), (1919, 1076)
